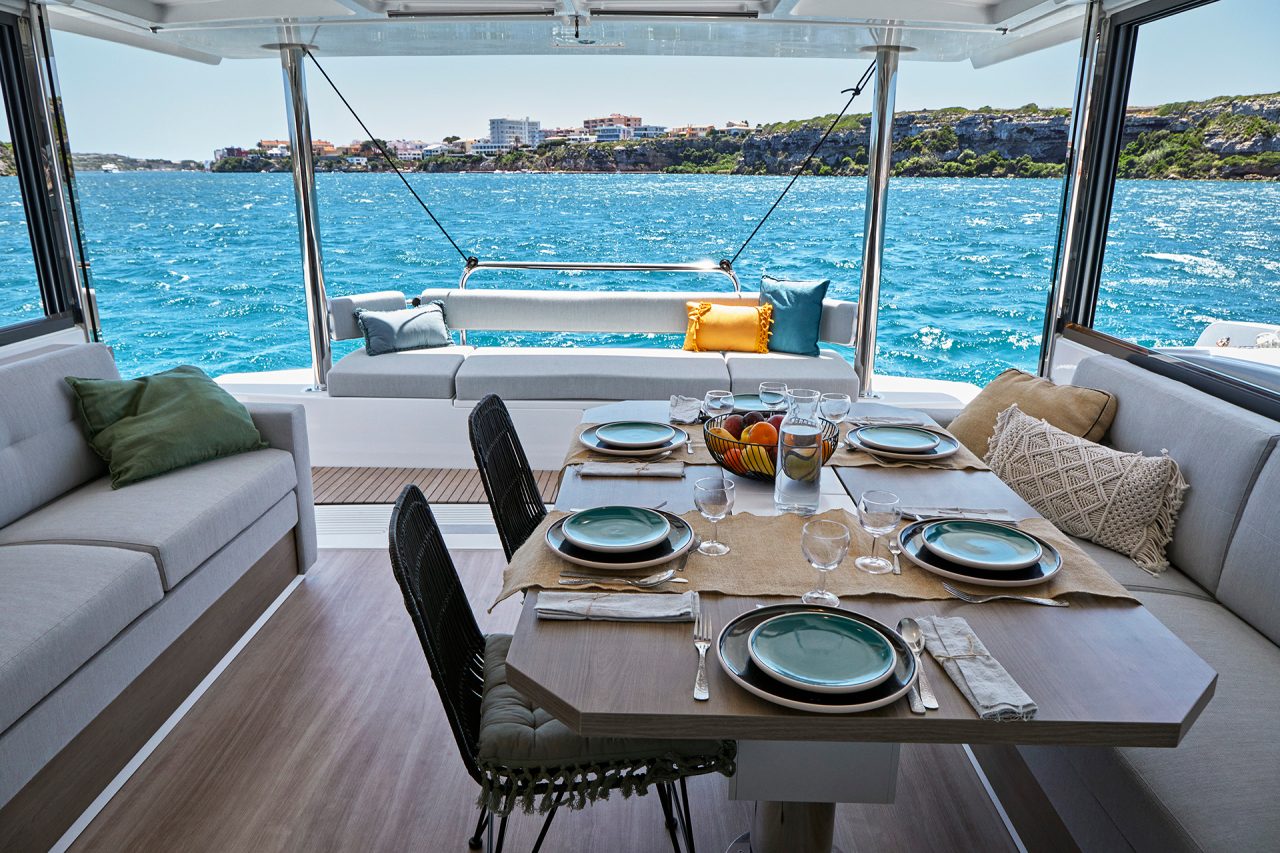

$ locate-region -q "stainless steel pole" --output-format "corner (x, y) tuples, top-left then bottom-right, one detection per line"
(280, 45), (331, 391)
(853, 46), (899, 398)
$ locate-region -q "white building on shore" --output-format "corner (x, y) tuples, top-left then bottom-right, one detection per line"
(594, 125), (634, 142)
(488, 117), (542, 147)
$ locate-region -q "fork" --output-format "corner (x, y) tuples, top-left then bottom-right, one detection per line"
(942, 582), (1069, 607)
(692, 611), (711, 701)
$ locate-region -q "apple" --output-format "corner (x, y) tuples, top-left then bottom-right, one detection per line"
(767, 414), (785, 431)
(722, 414), (745, 439)
(743, 411), (765, 428)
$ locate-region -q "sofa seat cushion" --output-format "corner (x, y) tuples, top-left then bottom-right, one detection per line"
(0, 449), (297, 590)
(1048, 591), (1278, 852)
(326, 346), (471, 398)
(0, 543), (163, 732)
(724, 348), (859, 397)
(1068, 537), (1211, 600)
(454, 347), (732, 401)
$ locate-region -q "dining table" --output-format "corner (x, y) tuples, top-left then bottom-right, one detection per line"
(501, 400), (1217, 853)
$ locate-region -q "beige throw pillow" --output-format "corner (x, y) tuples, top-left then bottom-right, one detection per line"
(986, 404), (1187, 574)
(949, 368), (1117, 458)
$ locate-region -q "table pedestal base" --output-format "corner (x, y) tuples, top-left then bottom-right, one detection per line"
(722, 801), (848, 853)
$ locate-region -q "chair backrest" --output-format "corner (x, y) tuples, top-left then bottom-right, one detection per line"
(388, 484), (486, 783)
(469, 394), (548, 560)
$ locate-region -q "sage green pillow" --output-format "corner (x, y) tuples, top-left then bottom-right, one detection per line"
(65, 365), (266, 488)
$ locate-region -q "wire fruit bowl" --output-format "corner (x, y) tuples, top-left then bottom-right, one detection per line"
(702, 414), (840, 482)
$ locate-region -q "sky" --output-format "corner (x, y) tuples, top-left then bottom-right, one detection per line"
(47, 0), (1279, 161)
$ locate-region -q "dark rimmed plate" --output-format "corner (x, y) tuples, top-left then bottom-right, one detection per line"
(593, 421), (679, 450)
(898, 519), (1062, 588)
(579, 424), (688, 457)
(546, 510), (694, 571)
(733, 394), (783, 414)
(747, 611), (897, 694)
(846, 430), (961, 462)
(561, 506), (672, 554)
(853, 425), (942, 454)
(921, 519), (1043, 570)
(717, 604), (917, 713)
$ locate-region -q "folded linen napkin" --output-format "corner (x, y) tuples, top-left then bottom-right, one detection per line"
(579, 461), (685, 478)
(917, 615), (1036, 721)
(669, 395), (703, 424)
(536, 591), (700, 622)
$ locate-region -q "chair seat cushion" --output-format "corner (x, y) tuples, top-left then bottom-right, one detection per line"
(725, 348), (859, 397)
(326, 346), (471, 398)
(0, 543), (163, 732)
(0, 449), (297, 590)
(455, 347), (732, 401)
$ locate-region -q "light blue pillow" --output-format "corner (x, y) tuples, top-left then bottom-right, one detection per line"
(760, 275), (830, 357)
(355, 301), (452, 356)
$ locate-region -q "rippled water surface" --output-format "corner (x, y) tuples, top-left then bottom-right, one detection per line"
(1, 172), (1276, 381)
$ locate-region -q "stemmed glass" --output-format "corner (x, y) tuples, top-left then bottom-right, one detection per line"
(819, 392), (852, 424)
(759, 382), (788, 412)
(703, 390), (736, 420)
(693, 477), (735, 556)
(855, 490), (901, 575)
(801, 519), (851, 607)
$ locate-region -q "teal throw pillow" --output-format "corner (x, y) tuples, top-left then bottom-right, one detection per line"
(760, 275), (830, 357)
(356, 301), (452, 356)
(65, 366), (266, 489)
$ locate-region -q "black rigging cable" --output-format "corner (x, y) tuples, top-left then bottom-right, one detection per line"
(725, 59), (877, 268)
(303, 48), (471, 262)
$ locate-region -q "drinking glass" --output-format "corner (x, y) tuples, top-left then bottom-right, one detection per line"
(819, 392), (852, 424)
(855, 490), (900, 574)
(693, 477), (735, 556)
(703, 390), (736, 419)
(759, 382), (788, 411)
(801, 519), (851, 607)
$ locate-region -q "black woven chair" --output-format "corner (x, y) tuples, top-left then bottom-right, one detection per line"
(389, 485), (732, 853)
(469, 394), (548, 560)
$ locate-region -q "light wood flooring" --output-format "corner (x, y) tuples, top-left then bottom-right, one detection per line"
(70, 547), (1017, 853)
(312, 466), (561, 505)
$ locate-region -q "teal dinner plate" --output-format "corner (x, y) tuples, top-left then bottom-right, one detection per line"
(747, 612), (897, 694)
(593, 420), (679, 449)
(921, 519), (1044, 570)
(560, 506), (672, 554)
(733, 394), (781, 413)
(853, 425), (941, 454)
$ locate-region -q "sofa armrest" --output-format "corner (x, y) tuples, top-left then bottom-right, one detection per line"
(246, 403), (316, 573)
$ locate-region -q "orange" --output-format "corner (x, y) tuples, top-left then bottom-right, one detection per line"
(744, 422), (778, 447)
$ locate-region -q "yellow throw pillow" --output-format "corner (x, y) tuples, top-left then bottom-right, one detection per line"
(949, 368), (1118, 458)
(683, 301), (773, 353)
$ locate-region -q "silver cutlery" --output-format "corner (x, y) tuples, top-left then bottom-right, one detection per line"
(897, 618), (939, 710)
(888, 537), (903, 575)
(558, 569), (680, 588)
(942, 582), (1068, 607)
(692, 611), (711, 701)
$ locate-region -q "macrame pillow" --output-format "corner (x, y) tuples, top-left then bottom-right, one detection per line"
(986, 404), (1188, 575)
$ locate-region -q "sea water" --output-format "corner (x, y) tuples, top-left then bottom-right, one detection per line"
(0, 172), (1276, 381)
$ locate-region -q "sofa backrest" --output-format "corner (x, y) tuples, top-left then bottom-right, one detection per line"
(328, 290), (408, 341)
(1216, 451), (1280, 644)
(415, 288), (858, 345)
(0, 344), (118, 528)
(1073, 354), (1280, 592)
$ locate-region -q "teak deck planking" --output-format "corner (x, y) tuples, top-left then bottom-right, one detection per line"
(312, 466), (560, 505)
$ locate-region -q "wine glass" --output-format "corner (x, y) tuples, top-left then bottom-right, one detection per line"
(801, 520), (851, 607)
(703, 390), (735, 420)
(759, 382), (788, 412)
(820, 392), (852, 424)
(693, 477), (735, 556)
(855, 490), (900, 574)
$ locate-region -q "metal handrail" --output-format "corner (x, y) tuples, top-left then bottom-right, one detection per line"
(457, 258), (741, 292)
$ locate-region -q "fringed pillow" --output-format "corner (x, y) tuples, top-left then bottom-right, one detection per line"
(682, 301), (773, 353)
(986, 404), (1188, 574)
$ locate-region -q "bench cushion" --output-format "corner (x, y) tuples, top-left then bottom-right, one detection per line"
(454, 347), (732, 401)
(1217, 449), (1280, 644)
(1069, 537), (1211, 600)
(0, 449), (297, 590)
(724, 348), (859, 397)
(0, 544), (163, 732)
(327, 346), (471, 398)
(1073, 355), (1280, 591)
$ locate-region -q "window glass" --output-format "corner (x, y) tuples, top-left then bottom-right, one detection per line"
(0, 68), (44, 328)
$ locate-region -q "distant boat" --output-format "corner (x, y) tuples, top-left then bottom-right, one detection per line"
(101, 163), (120, 173)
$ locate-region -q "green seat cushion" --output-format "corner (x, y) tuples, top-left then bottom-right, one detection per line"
(356, 300), (452, 356)
(65, 365), (266, 488)
(760, 275), (830, 357)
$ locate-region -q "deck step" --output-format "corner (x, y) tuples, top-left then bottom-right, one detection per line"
(312, 466), (560, 505)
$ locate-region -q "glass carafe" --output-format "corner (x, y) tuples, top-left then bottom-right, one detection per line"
(774, 388), (823, 515)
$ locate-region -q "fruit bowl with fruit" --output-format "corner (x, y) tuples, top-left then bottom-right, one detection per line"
(702, 412), (840, 482)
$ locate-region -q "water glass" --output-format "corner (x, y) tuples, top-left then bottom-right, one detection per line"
(703, 390), (735, 419)
(855, 490), (900, 574)
(801, 519), (851, 607)
(759, 382), (788, 411)
(693, 476), (735, 556)
(819, 392), (852, 424)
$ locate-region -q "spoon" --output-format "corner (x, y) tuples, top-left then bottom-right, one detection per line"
(897, 618), (940, 710)
(887, 538), (903, 575)
(558, 569), (679, 588)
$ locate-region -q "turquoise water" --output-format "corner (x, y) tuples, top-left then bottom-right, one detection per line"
(2, 172), (1277, 381)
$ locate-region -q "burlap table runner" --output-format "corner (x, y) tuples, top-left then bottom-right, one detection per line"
(562, 422), (719, 468)
(832, 423), (989, 471)
(493, 510), (1136, 608)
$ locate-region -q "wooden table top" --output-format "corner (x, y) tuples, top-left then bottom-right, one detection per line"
(503, 402), (1217, 748)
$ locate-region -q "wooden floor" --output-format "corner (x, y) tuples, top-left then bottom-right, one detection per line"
(313, 466), (561, 505)
(70, 547), (1017, 853)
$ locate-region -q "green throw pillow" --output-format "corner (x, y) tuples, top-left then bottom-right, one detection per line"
(65, 366), (266, 488)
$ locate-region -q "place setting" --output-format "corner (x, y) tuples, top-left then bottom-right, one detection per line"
(839, 421), (984, 468)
